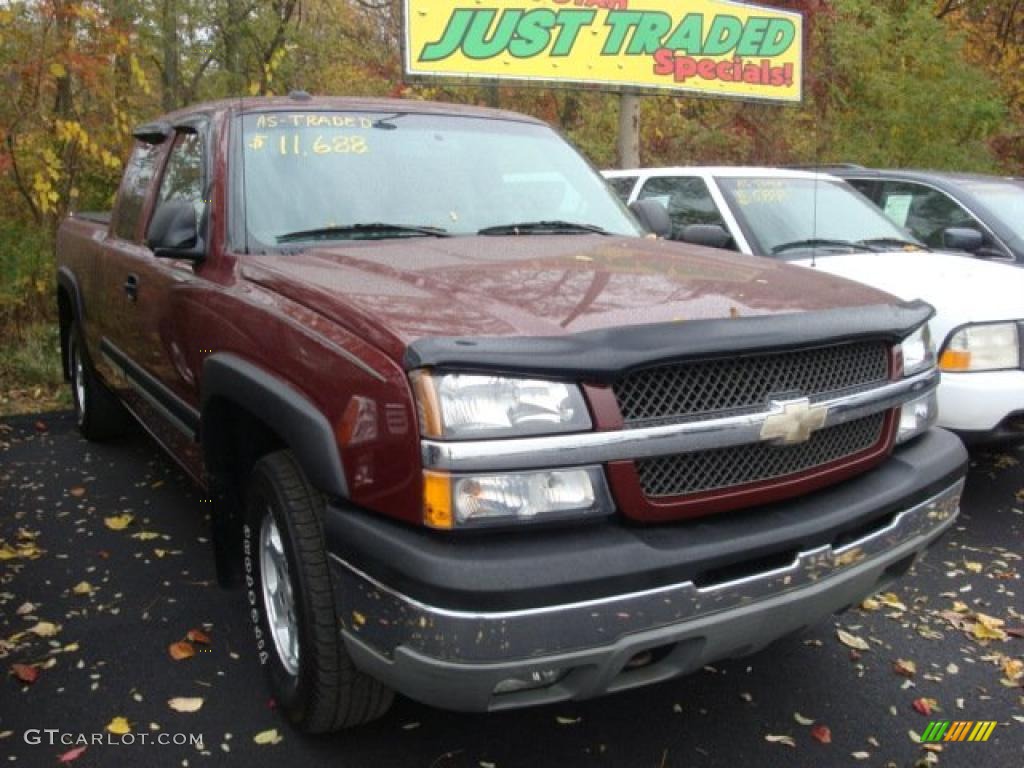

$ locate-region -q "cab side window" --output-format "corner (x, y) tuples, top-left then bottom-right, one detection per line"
(876, 181), (976, 248)
(607, 176), (638, 204)
(112, 141), (162, 241)
(154, 131), (206, 220)
(637, 176), (727, 239)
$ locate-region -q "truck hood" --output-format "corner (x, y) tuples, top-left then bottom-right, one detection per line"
(794, 250), (1024, 344)
(243, 235), (899, 357)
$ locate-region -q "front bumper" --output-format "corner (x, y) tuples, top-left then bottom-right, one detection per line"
(326, 430), (966, 712)
(938, 369), (1024, 438)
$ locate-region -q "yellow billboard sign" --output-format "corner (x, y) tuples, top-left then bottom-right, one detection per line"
(404, 0), (804, 102)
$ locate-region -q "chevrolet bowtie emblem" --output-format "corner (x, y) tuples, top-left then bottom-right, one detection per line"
(760, 398), (829, 445)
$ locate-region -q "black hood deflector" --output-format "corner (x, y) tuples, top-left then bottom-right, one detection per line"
(403, 301), (934, 382)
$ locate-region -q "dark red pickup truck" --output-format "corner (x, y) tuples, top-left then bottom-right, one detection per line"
(56, 94), (967, 733)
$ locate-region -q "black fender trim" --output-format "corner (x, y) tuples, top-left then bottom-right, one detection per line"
(56, 267), (86, 379)
(56, 267), (85, 323)
(201, 354), (348, 498)
(404, 301), (935, 381)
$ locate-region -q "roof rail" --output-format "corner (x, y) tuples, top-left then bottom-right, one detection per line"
(784, 163), (865, 170)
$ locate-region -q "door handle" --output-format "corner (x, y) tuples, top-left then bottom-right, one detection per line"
(124, 274), (139, 301)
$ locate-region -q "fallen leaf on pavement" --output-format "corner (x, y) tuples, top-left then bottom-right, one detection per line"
(168, 641), (194, 661)
(57, 746), (87, 763)
(765, 734), (796, 747)
(69, 487), (86, 498)
(106, 717), (131, 735)
(810, 725), (832, 744)
(28, 621), (60, 637)
(1003, 658), (1023, 682)
(253, 728), (282, 745)
(793, 712), (815, 726)
(15, 602), (36, 616)
(11, 664), (39, 684)
(186, 629), (210, 644)
(168, 697), (204, 713)
(72, 581), (94, 596)
(912, 698), (938, 716)
(556, 716), (581, 725)
(851, 752), (870, 760)
(878, 593), (908, 612)
(104, 514), (134, 531)
(893, 659), (917, 678)
(964, 561), (983, 574)
(131, 532), (160, 541)
(837, 629), (870, 651)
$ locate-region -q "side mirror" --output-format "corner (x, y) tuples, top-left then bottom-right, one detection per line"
(147, 201), (206, 261)
(681, 224), (732, 250)
(942, 227), (983, 253)
(629, 199), (672, 239)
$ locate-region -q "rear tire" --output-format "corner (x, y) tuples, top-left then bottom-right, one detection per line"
(68, 321), (129, 441)
(243, 450), (393, 733)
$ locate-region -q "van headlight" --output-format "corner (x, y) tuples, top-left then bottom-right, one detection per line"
(939, 322), (1020, 372)
(410, 371), (591, 440)
(901, 324), (936, 377)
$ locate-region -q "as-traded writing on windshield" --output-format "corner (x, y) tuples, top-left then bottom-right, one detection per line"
(404, 0), (803, 102)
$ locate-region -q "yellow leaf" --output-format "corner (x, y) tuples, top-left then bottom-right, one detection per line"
(28, 621), (60, 637)
(49, 62), (66, 78)
(72, 581), (94, 595)
(167, 697), (204, 713)
(106, 717), (131, 735)
(878, 593), (908, 612)
(964, 561), (983, 574)
(253, 728), (282, 745)
(975, 613), (1005, 629)
(131, 532), (160, 541)
(972, 622), (1008, 642)
(837, 629), (870, 651)
(1002, 658), (1023, 681)
(104, 514), (134, 531)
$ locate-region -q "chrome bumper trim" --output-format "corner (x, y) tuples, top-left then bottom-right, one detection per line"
(421, 369), (939, 473)
(332, 479), (962, 664)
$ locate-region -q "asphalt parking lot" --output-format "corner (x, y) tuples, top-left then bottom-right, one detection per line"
(1, 412), (1022, 767)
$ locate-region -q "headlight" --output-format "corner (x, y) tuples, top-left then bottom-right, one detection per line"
(901, 324), (936, 376)
(423, 467), (612, 529)
(896, 391), (939, 445)
(940, 322), (1020, 372)
(411, 371), (591, 440)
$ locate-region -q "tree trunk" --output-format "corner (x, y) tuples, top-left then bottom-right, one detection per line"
(617, 92), (641, 169)
(161, 0), (180, 111)
(111, 0), (134, 103)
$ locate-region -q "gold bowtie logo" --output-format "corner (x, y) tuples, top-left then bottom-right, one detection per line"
(760, 398), (829, 445)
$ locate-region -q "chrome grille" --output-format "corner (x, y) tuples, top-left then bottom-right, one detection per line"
(614, 343), (889, 427)
(636, 414), (886, 498)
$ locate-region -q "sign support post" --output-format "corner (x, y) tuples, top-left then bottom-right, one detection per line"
(618, 93), (641, 169)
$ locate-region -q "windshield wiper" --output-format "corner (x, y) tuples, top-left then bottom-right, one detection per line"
(276, 223), (451, 244)
(856, 237), (928, 252)
(771, 238), (873, 255)
(478, 220), (609, 236)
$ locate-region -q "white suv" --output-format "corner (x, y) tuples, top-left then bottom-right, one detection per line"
(605, 167), (1024, 444)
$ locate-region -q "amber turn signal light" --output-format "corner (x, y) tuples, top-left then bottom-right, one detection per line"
(939, 349), (971, 372)
(422, 471), (453, 530)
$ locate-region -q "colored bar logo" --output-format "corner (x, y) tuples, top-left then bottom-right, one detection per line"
(921, 721), (997, 743)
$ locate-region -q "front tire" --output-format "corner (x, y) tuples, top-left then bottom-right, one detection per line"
(243, 450), (393, 733)
(68, 322), (129, 440)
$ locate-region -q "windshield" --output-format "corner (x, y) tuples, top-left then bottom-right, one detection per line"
(236, 111), (640, 247)
(716, 177), (923, 256)
(960, 179), (1024, 241)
